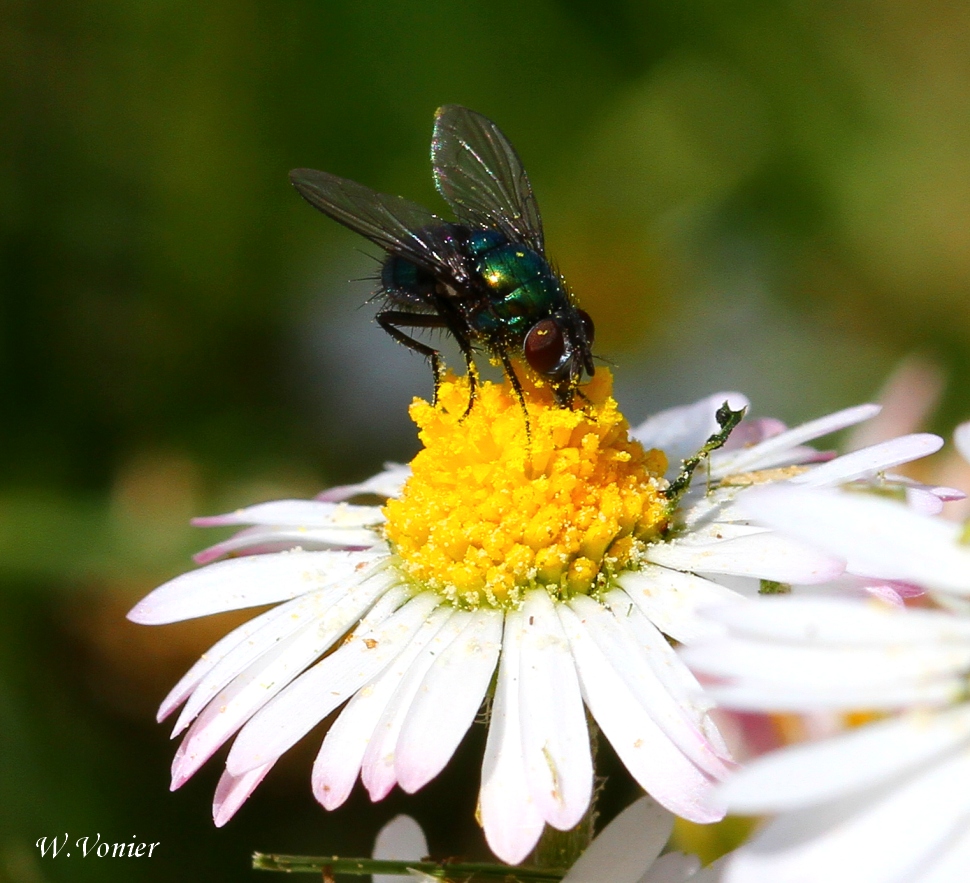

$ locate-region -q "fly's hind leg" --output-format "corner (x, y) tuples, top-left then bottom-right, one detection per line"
(376, 309), (449, 405)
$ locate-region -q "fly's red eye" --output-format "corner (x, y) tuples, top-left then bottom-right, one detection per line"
(578, 309), (594, 345)
(524, 319), (567, 377)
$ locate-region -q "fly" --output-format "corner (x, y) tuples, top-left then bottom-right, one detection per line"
(290, 105), (595, 414)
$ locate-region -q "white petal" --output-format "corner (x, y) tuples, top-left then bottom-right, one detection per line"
(568, 596), (729, 778)
(712, 404), (880, 478)
(361, 609), (471, 801)
(707, 678), (964, 712)
(518, 591), (593, 830)
(955, 421), (970, 465)
(684, 637), (970, 693)
(173, 584), (404, 737)
(606, 591), (731, 758)
(701, 596), (970, 645)
(639, 852), (703, 883)
(194, 525), (381, 563)
(916, 823), (970, 883)
(559, 604), (725, 823)
(311, 606), (452, 810)
(631, 392), (750, 479)
(127, 549), (384, 623)
(724, 748), (970, 883)
(741, 485), (970, 592)
(646, 531), (844, 584)
(225, 591), (441, 776)
(395, 609), (502, 793)
(722, 704), (970, 813)
(158, 603), (286, 722)
(562, 795), (673, 883)
(212, 760), (276, 827)
(617, 564), (746, 643)
(479, 613), (545, 864)
(171, 572), (396, 785)
(789, 434), (942, 487)
(192, 499), (384, 528)
(316, 462), (411, 502)
(373, 814), (428, 883)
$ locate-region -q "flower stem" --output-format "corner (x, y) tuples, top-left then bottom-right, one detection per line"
(252, 853), (565, 880)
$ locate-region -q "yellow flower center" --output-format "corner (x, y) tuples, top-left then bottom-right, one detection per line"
(383, 368), (669, 609)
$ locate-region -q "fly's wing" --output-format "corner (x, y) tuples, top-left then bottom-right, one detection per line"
(431, 105), (545, 252)
(290, 168), (464, 277)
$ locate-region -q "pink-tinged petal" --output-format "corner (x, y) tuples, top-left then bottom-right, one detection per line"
(567, 596), (729, 779)
(225, 591), (441, 777)
(173, 585), (409, 738)
(722, 417), (787, 451)
(169, 571), (396, 786)
(559, 604), (725, 823)
(479, 612), (545, 864)
(395, 609), (502, 793)
(861, 583), (906, 607)
(359, 609), (475, 801)
(711, 404), (880, 478)
(604, 590), (731, 759)
(561, 796), (673, 883)
(631, 392), (750, 480)
(741, 485), (970, 592)
(311, 606), (452, 810)
(157, 603), (285, 722)
(646, 531), (845, 584)
(316, 463), (411, 502)
(212, 760), (276, 827)
(955, 421), (970, 465)
(373, 815), (428, 883)
(193, 525), (382, 563)
(617, 564), (746, 644)
(905, 487), (945, 515)
(724, 749), (970, 883)
(517, 591), (593, 830)
(192, 499), (384, 529)
(789, 434), (942, 488)
(721, 704), (970, 815)
(127, 549), (384, 624)
(171, 628), (314, 788)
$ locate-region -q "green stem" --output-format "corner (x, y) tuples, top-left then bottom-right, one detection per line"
(252, 853), (565, 880)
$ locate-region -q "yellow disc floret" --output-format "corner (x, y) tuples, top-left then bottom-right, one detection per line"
(383, 369), (669, 609)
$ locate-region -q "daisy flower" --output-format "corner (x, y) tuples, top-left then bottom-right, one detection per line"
(682, 470), (970, 883)
(127, 369), (940, 864)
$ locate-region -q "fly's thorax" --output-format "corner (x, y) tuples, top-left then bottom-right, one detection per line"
(464, 233), (571, 336)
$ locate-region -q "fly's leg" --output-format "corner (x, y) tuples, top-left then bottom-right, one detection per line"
(458, 340), (479, 420)
(498, 348), (532, 443)
(376, 309), (449, 404)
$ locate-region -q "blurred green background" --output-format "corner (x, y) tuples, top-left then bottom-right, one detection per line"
(4, 1), (970, 880)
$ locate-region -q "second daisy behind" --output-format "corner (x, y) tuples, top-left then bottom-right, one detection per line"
(129, 367), (937, 863)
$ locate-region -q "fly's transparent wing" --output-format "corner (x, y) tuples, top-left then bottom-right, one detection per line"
(431, 105), (545, 251)
(290, 168), (455, 272)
